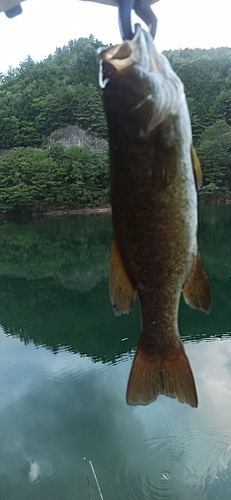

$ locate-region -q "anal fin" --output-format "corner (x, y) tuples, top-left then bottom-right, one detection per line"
(182, 250), (211, 313)
(126, 340), (198, 408)
(109, 238), (136, 316)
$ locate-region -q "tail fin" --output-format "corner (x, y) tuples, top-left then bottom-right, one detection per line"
(126, 340), (198, 408)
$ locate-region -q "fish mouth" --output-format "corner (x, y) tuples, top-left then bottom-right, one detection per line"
(98, 24), (164, 85)
(98, 23), (180, 93)
(99, 25), (183, 137)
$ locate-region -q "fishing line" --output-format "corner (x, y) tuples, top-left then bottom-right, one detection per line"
(89, 460), (105, 500)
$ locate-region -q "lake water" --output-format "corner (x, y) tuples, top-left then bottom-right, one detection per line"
(0, 206), (231, 500)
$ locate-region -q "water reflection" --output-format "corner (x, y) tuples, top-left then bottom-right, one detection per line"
(0, 330), (231, 499)
(0, 208), (230, 499)
(0, 209), (231, 361)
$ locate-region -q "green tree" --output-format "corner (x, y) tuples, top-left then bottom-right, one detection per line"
(197, 120), (231, 201)
(0, 144), (109, 216)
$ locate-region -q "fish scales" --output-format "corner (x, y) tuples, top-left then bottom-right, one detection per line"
(111, 132), (194, 346)
(99, 26), (210, 407)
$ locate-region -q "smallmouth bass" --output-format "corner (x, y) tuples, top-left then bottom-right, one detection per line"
(98, 26), (211, 408)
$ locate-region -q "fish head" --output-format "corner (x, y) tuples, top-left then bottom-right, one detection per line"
(98, 25), (184, 138)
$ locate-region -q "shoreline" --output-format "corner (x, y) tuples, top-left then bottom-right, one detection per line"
(43, 206), (112, 217)
(1, 201), (231, 221)
(43, 200), (231, 216)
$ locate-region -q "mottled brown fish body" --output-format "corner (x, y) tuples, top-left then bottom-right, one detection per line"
(99, 26), (210, 407)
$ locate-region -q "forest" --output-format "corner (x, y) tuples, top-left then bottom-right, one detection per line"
(0, 36), (231, 215)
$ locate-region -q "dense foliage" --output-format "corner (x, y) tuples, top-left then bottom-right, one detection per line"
(0, 36), (107, 148)
(164, 47), (231, 202)
(1, 38), (231, 213)
(0, 143), (109, 215)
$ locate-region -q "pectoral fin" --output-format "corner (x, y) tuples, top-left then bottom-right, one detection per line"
(182, 251), (211, 312)
(109, 238), (136, 316)
(191, 145), (203, 191)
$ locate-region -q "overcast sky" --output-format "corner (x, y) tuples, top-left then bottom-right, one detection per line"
(0, 0), (231, 73)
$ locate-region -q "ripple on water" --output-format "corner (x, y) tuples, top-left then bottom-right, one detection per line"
(112, 414), (231, 500)
(113, 435), (203, 500)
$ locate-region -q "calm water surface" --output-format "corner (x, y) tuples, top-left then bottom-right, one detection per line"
(0, 207), (231, 499)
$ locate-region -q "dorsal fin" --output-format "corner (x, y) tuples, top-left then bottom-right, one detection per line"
(191, 145), (203, 191)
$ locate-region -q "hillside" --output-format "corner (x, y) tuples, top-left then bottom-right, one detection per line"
(0, 37), (231, 214)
